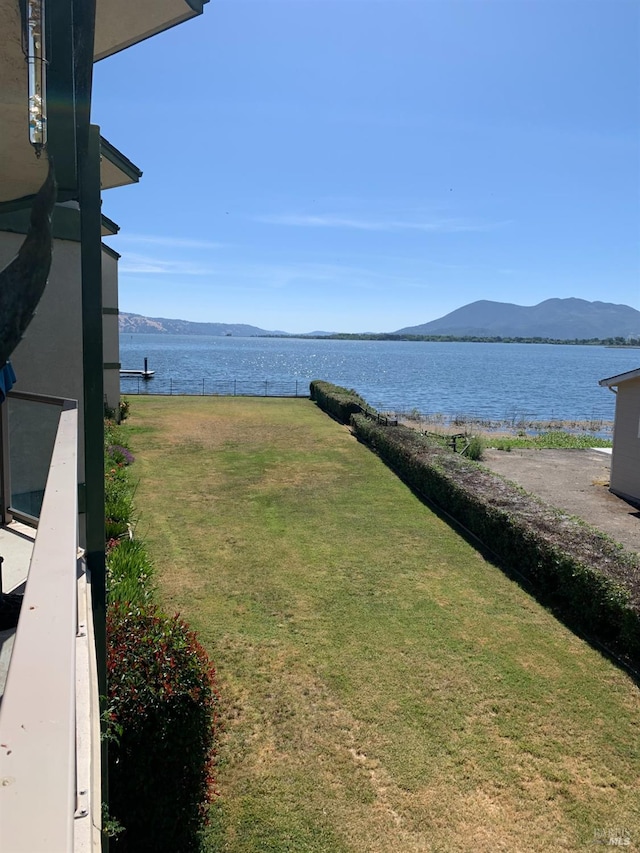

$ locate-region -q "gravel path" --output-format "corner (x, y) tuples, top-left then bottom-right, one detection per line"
(480, 447), (640, 555)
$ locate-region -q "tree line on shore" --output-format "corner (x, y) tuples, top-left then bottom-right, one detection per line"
(263, 333), (640, 346)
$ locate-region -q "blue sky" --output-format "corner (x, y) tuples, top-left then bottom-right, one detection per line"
(94, 0), (640, 333)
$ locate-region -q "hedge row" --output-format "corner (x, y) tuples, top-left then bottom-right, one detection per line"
(310, 379), (370, 424)
(350, 413), (640, 666)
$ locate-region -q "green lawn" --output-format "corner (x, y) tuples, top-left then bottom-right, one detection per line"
(125, 396), (639, 852)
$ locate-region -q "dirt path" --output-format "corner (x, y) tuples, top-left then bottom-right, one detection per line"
(480, 447), (640, 554)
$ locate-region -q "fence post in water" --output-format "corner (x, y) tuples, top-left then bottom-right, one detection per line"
(265, 380), (268, 397)
(170, 377), (173, 396)
(234, 379), (236, 396)
(202, 378), (205, 396)
(295, 380), (298, 397)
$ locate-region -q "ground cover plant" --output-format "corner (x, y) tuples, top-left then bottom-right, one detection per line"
(399, 410), (613, 440)
(488, 431), (612, 451)
(126, 396), (640, 853)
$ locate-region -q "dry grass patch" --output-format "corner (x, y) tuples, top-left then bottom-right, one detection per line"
(124, 396), (640, 852)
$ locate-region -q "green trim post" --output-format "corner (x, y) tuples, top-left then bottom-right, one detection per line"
(80, 123), (108, 846)
(46, 0), (78, 195)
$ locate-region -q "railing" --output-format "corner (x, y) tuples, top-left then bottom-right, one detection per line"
(0, 397), (101, 851)
(353, 402), (398, 426)
(120, 376), (311, 398)
(1, 390), (74, 526)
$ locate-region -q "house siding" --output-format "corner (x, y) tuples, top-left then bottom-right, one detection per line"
(101, 248), (120, 414)
(609, 376), (640, 504)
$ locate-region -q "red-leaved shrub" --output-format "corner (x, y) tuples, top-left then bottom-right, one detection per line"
(107, 603), (219, 852)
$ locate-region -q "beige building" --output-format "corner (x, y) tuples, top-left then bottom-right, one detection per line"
(599, 367), (640, 505)
(0, 139), (140, 522)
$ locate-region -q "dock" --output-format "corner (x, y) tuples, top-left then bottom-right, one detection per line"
(120, 357), (155, 379)
(120, 369), (155, 378)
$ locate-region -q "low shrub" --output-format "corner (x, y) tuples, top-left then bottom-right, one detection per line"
(105, 472), (134, 540)
(107, 538), (155, 607)
(107, 444), (135, 466)
(310, 380), (370, 424)
(465, 435), (484, 461)
(103, 398), (130, 423)
(489, 431), (612, 451)
(350, 413), (640, 664)
(104, 413), (220, 851)
(105, 423), (136, 540)
(107, 603), (220, 853)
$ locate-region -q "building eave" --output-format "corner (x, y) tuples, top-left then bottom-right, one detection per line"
(0, 205), (120, 241)
(598, 367), (640, 388)
(94, 0), (209, 62)
(101, 241), (121, 260)
(100, 137), (143, 190)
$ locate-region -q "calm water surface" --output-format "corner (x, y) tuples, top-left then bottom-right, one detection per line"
(119, 335), (639, 422)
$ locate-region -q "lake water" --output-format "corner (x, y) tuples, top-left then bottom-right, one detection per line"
(119, 335), (639, 424)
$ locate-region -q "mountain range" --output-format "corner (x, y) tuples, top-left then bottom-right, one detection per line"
(394, 299), (640, 339)
(119, 299), (640, 340)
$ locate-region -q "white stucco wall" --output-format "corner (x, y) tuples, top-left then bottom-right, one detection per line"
(609, 376), (640, 504)
(0, 231), (123, 520)
(101, 246), (120, 414)
(0, 232), (87, 506)
(6, 235), (85, 403)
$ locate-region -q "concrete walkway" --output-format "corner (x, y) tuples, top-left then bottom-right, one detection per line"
(0, 522), (35, 702)
(481, 447), (640, 555)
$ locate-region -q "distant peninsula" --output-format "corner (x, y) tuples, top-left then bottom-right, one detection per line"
(119, 313), (286, 337)
(119, 298), (640, 344)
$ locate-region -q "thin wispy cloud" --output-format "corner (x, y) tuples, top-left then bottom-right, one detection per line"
(255, 213), (507, 233)
(113, 234), (226, 250)
(118, 253), (215, 276)
(119, 254), (427, 293)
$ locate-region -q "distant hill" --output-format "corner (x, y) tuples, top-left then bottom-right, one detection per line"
(119, 312), (285, 337)
(394, 299), (640, 339)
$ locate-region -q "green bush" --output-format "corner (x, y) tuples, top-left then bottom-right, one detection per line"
(105, 472), (134, 540)
(350, 413), (640, 664)
(489, 431), (612, 451)
(309, 380), (371, 424)
(105, 423), (136, 541)
(104, 413), (220, 851)
(465, 436), (484, 461)
(107, 603), (220, 852)
(107, 539), (155, 607)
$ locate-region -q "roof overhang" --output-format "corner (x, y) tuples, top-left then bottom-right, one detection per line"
(101, 241), (121, 260)
(0, 0), (205, 207)
(0, 202), (119, 240)
(94, 0), (208, 62)
(100, 138), (143, 190)
(599, 367), (640, 388)
(0, 129), (141, 209)
(101, 213), (120, 237)
(0, 0), (50, 205)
